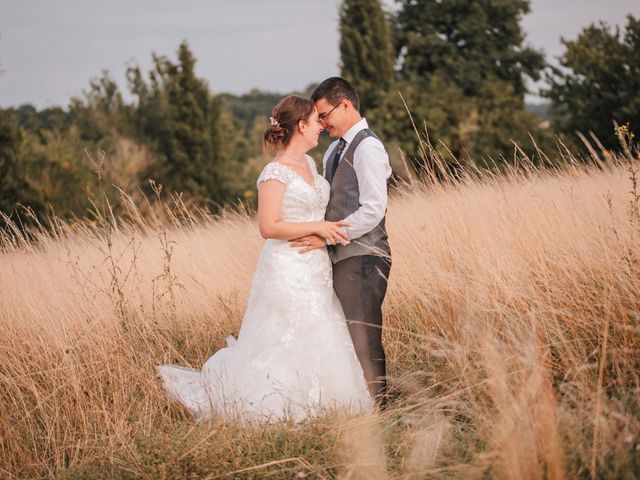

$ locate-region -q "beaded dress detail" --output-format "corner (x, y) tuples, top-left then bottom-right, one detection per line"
(156, 155), (373, 422)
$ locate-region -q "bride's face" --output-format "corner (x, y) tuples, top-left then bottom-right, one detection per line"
(300, 108), (323, 149)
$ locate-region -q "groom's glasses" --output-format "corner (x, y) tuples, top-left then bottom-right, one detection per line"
(318, 103), (340, 123)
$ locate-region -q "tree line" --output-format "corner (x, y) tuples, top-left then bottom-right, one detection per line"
(0, 1), (638, 226)
(341, 0), (638, 165)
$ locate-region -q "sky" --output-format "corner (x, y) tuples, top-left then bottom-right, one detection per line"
(0, 0), (638, 109)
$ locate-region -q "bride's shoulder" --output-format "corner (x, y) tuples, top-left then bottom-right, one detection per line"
(256, 161), (294, 187)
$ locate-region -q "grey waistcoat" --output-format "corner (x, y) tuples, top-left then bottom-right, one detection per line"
(324, 128), (391, 263)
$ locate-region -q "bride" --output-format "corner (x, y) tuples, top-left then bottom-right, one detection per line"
(156, 95), (373, 422)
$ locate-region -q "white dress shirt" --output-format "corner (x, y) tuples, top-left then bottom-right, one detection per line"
(322, 118), (392, 240)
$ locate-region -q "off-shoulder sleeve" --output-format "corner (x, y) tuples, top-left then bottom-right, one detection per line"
(256, 162), (294, 188)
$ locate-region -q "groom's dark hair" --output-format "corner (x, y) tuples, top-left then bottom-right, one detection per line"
(311, 77), (360, 112)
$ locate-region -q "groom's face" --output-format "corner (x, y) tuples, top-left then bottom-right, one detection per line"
(315, 98), (346, 138)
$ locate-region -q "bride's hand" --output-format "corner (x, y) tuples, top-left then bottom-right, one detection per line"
(289, 234), (325, 254)
(314, 221), (351, 245)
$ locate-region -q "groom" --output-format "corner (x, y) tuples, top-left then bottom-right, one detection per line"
(291, 77), (392, 407)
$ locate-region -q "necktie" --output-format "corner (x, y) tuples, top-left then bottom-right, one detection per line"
(329, 138), (346, 183)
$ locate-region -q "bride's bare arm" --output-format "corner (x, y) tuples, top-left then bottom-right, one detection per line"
(258, 180), (349, 243)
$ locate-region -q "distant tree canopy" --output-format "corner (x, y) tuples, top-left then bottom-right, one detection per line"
(222, 90), (285, 131)
(544, 15), (640, 150)
(12, 105), (72, 133)
(0, 41), (256, 225)
(1, 7), (638, 225)
(126, 41), (246, 206)
(0, 112), (27, 220)
(337, 0), (553, 165)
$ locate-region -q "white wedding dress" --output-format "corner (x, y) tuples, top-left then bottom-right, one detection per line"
(156, 155), (373, 422)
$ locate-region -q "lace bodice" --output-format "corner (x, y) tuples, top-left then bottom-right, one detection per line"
(256, 156), (329, 222)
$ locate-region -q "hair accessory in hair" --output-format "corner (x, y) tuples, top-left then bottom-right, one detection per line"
(269, 116), (280, 128)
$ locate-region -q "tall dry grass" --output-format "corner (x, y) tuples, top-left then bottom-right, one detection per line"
(1, 133), (639, 478)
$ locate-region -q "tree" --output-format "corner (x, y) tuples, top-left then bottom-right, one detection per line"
(387, 0), (548, 163)
(127, 41), (244, 206)
(339, 0), (395, 114)
(394, 0), (544, 97)
(69, 70), (126, 145)
(221, 89), (284, 131)
(0, 111), (26, 218)
(544, 15), (640, 150)
(0, 49), (24, 219)
(13, 105), (71, 133)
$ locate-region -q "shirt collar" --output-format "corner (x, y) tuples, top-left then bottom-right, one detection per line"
(341, 118), (368, 145)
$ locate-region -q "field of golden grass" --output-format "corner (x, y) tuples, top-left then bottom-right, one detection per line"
(1, 144), (639, 478)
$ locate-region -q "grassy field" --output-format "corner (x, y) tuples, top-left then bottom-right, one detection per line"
(1, 140), (639, 479)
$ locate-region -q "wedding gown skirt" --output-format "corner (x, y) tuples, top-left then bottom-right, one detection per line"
(156, 158), (373, 422)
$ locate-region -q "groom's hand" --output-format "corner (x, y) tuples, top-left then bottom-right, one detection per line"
(289, 234), (326, 254)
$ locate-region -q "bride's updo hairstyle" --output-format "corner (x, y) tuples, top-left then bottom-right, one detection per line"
(263, 95), (314, 155)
